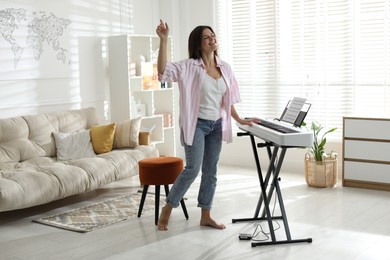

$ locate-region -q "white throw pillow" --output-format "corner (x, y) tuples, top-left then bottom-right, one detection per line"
(114, 117), (142, 148)
(53, 129), (96, 161)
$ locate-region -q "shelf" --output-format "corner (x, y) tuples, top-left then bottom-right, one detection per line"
(107, 34), (176, 156)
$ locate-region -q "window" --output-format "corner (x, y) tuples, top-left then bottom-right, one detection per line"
(216, 0), (390, 141)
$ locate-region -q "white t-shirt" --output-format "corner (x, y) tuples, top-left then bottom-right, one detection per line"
(198, 74), (227, 120)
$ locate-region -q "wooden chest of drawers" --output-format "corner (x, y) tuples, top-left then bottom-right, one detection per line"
(343, 117), (390, 191)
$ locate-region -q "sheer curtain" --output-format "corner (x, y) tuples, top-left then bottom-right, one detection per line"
(215, 0), (390, 141)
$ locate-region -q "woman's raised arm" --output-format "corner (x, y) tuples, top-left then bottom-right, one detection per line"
(156, 19), (169, 74)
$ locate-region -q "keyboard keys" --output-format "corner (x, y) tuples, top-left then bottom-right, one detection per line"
(257, 120), (299, 134)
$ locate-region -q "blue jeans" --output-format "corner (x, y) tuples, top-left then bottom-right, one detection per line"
(166, 118), (222, 209)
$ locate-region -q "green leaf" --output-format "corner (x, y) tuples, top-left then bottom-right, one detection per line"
(307, 121), (337, 161)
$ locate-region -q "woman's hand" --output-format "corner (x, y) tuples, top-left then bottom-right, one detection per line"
(238, 117), (261, 126)
(231, 105), (260, 126)
(156, 19), (169, 39)
(156, 19), (169, 74)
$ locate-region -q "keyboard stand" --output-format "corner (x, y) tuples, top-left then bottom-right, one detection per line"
(232, 132), (313, 247)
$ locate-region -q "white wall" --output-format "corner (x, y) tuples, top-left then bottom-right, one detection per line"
(0, 0), (214, 118)
(0, 0), (119, 118)
(0, 0), (163, 120)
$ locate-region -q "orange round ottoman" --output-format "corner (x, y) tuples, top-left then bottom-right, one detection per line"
(137, 156), (189, 225)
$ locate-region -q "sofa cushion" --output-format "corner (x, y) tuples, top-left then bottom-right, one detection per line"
(0, 139), (46, 163)
(90, 123), (116, 154)
(0, 157), (56, 170)
(114, 117), (141, 148)
(0, 117), (46, 163)
(22, 107), (98, 158)
(0, 116), (28, 142)
(53, 130), (96, 161)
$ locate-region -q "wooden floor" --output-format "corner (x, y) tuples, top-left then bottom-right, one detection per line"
(1, 165), (389, 260)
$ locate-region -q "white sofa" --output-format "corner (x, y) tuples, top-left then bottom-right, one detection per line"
(0, 107), (159, 212)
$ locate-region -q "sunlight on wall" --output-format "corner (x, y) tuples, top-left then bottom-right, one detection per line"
(0, 0), (134, 118)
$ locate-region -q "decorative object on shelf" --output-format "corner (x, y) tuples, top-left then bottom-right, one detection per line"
(157, 112), (172, 127)
(139, 125), (156, 146)
(135, 55), (145, 76)
(135, 100), (146, 117)
(139, 132), (151, 145)
(163, 113), (172, 127)
(304, 121), (338, 188)
(130, 96), (137, 118)
(141, 62), (159, 90)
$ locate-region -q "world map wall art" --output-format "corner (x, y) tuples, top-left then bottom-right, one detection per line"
(0, 7), (72, 79)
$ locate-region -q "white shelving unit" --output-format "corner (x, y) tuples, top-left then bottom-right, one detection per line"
(108, 35), (176, 156)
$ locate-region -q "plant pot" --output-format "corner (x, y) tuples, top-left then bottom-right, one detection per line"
(304, 156), (337, 188)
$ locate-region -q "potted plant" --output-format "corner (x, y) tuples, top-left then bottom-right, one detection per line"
(304, 121), (338, 187)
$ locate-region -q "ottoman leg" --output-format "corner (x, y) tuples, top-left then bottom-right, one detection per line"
(164, 185), (189, 220)
(164, 185), (169, 197)
(138, 185), (149, 217)
(155, 185), (160, 225)
(180, 199), (189, 220)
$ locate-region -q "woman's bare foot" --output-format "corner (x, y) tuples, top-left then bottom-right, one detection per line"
(157, 204), (172, 231)
(200, 208), (226, 229)
(200, 217), (226, 229)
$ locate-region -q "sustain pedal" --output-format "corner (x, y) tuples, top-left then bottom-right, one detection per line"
(238, 233), (252, 240)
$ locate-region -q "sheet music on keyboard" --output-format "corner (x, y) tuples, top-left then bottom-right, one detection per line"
(280, 97), (306, 124)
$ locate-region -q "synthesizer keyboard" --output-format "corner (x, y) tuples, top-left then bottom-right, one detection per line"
(237, 120), (313, 147)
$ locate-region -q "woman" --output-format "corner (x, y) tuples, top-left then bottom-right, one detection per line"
(156, 19), (258, 231)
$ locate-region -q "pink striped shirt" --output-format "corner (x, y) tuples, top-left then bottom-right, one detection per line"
(158, 56), (241, 146)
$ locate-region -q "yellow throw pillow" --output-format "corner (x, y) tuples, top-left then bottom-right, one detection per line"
(90, 123), (116, 154)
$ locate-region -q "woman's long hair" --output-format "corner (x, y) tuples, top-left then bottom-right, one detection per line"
(188, 25), (218, 59)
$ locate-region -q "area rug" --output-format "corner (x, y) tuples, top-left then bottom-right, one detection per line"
(33, 193), (156, 232)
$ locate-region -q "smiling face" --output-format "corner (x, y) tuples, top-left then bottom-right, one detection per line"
(188, 25), (219, 59)
(201, 28), (218, 54)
